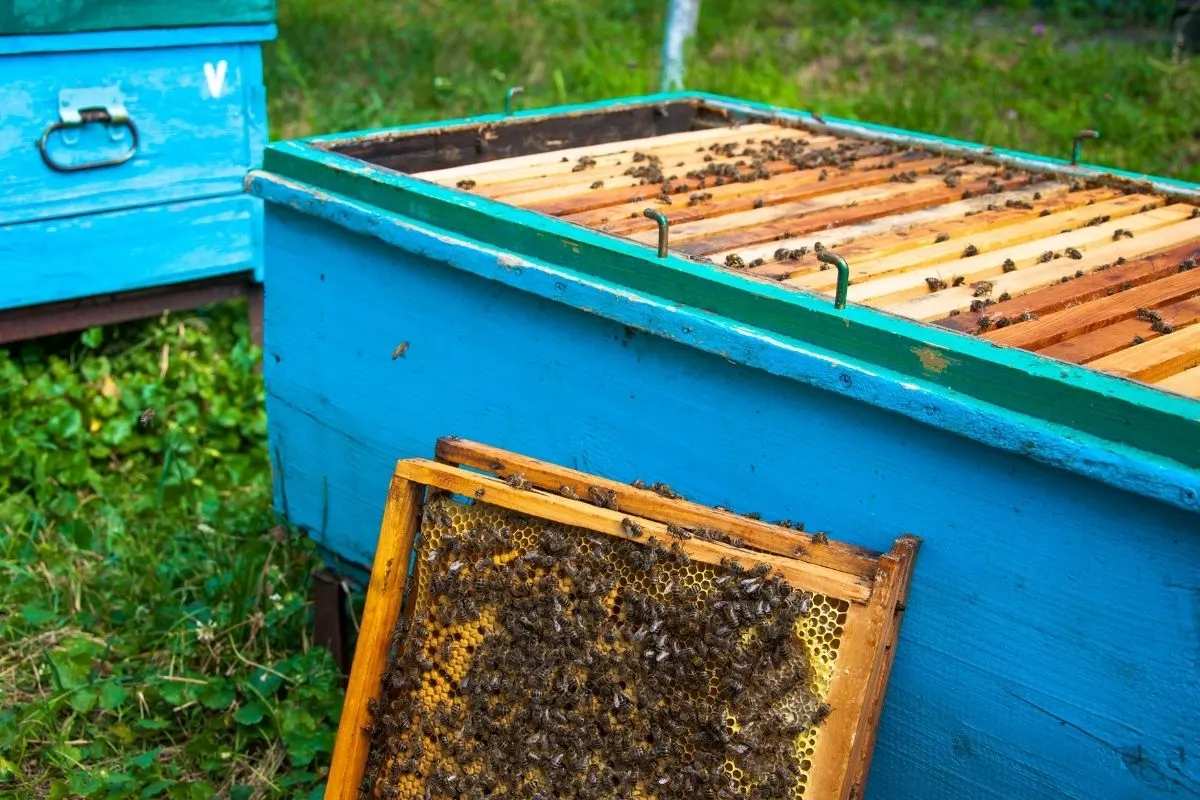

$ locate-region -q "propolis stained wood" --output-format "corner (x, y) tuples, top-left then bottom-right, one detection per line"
(249, 92), (1200, 800)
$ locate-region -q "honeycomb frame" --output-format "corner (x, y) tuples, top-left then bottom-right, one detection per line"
(326, 438), (920, 800)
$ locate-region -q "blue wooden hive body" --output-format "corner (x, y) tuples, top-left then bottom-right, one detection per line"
(249, 93), (1200, 799)
(0, 2), (274, 338)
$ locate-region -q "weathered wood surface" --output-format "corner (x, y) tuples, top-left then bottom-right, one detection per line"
(0, 195), (259, 311)
(0, 37), (268, 226)
(259, 198), (1200, 800)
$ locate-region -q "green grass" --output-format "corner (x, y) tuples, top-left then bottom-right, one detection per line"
(269, 0), (1200, 180)
(1, 1), (1197, 798)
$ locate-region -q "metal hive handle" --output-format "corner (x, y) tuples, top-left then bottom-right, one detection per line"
(39, 108), (139, 173)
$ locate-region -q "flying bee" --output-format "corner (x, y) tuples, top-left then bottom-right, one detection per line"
(138, 407), (156, 428)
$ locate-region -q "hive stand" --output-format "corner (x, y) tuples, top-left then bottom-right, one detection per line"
(326, 438), (919, 800)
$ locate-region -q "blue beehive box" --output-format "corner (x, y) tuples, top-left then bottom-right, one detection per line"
(0, 1), (275, 340)
(248, 93), (1200, 799)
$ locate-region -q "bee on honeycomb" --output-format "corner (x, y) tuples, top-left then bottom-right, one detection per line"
(362, 498), (847, 799)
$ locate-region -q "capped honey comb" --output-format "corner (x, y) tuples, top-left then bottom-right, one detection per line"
(326, 441), (918, 800)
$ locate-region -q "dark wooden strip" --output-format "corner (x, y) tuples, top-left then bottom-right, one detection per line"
(1036, 295), (1200, 364)
(984, 267), (1200, 351)
(933, 240), (1200, 333)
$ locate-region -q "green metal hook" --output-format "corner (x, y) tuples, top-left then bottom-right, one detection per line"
(1071, 129), (1100, 166)
(643, 209), (669, 258)
(504, 86), (524, 116)
(816, 246), (850, 310)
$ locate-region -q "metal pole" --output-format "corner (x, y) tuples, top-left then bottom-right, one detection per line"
(660, 0), (701, 93)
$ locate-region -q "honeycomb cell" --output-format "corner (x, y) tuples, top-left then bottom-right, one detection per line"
(364, 497), (845, 799)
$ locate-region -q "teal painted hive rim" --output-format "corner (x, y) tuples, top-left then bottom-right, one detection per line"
(257, 91), (1200, 475)
(0, 0), (276, 37)
(0, 23), (278, 55)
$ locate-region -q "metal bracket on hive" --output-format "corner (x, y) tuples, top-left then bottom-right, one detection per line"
(503, 86), (525, 117)
(642, 208), (670, 258)
(815, 244), (851, 310)
(1071, 128), (1100, 166)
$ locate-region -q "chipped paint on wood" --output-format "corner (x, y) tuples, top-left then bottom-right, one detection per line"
(249, 170), (1200, 514)
(913, 346), (952, 375)
(256, 133), (1200, 469)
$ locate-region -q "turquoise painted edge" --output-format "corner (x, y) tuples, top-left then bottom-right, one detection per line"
(0, 23), (278, 55)
(248, 169), (1200, 515)
(259, 136), (1200, 470)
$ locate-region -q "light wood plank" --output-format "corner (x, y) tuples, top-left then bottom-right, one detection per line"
(850, 203), (1192, 306)
(536, 145), (925, 219)
(1035, 295), (1200, 364)
(586, 157), (950, 236)
(483, 132), (843, 200)
(1088, 321), (1200, 382)
(984, 267), (1200, 350)
(1155, 364), (1200, 398)
(739, 183), (1070, 277)
(832, 193), (1157, 287)
(325, 473), (424, 800)
(416, 124), (789, 184)
(881, 217), (1200, 321)
(782, 187), (1125, 290)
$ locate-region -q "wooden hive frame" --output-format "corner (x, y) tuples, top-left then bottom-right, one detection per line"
(411, 123), (1200, 399)
(326, 437), (919, 800)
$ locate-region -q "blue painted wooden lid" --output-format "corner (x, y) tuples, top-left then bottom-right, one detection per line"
(0, 0), (276, 37)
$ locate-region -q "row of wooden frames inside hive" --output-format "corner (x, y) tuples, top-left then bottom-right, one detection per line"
(416, 122), (1200, 397)
(329, 438), (919, 800)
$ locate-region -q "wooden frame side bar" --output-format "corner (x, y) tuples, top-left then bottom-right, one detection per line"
(325, 474), (424, 800)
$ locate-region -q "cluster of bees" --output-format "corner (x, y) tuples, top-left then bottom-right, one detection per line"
(363, 496), (828, 799)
